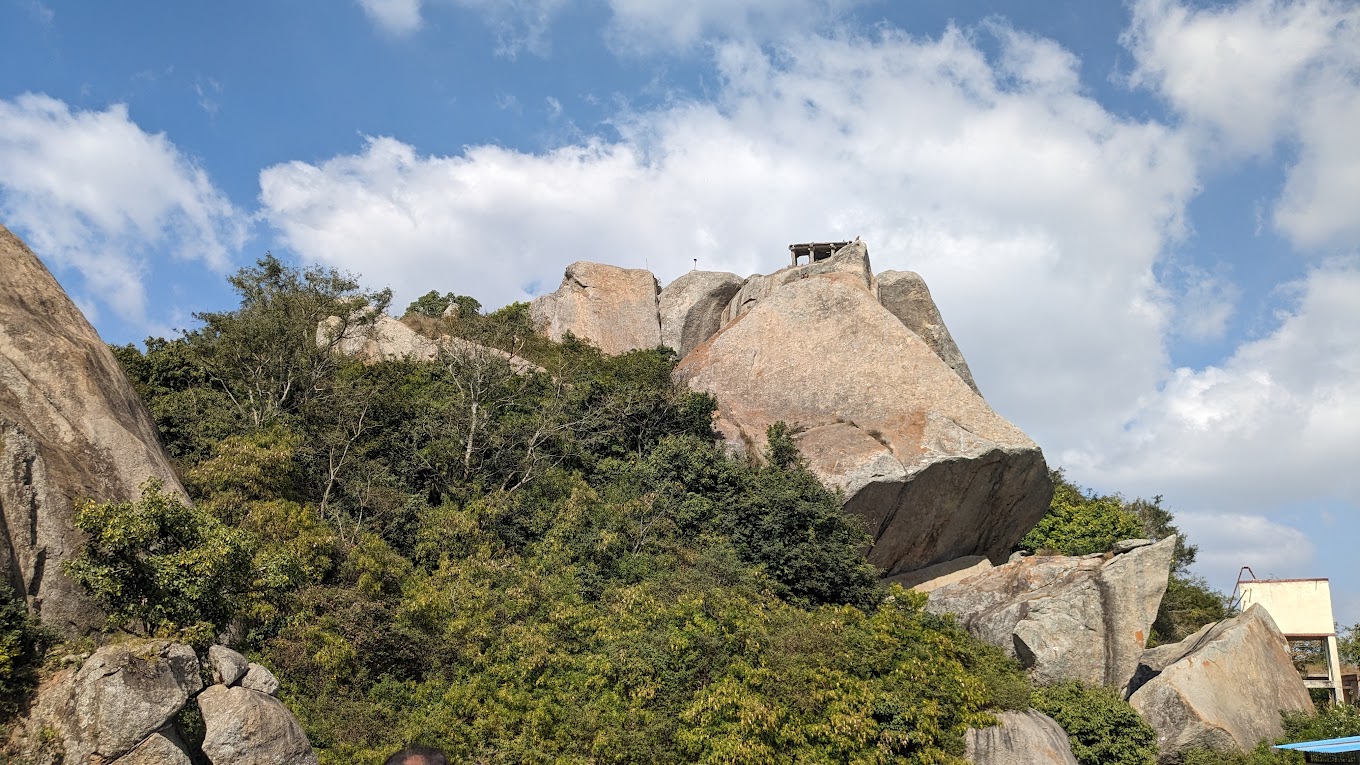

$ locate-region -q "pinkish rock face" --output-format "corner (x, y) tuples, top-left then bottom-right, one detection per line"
(530, 261), (661, 355)
(675, 259), (1051, 577)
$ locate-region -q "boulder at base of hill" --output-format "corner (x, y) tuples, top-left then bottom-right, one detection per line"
(209, 644), (250, 686)
(676, 260), (1051, 576)
(240, 663), (281, 697)
(659, 270), (744, 358)
(8, 640), (202, 764)
(927, 537), (1176, 687)
(112, 730), (193, 765)
(965, 710), (1079, 765)
(876, 270), (979, 394)
(530, 262), (662, 354)
(199, 684), (319, 765)
(321, 313), (545, 375)
(0, 224), (188, 634)
(1127, 604), (1312, 761)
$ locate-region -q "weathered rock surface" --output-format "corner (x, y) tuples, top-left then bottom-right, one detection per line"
(927, 537), (1176, 687)
(876, 270), (979, 395)
(199, 684), (319, 765)
(675, 260), (1051, 576)
(240, 663), (281, 697)
(884, 555), (992, 593)
(965, 710), (1079, 765)
(112, 729), (193, 765)
(9, 640), (202, 764)
(1127, 604), (1312, 761)
(0, 225), (187, 634)
(720, 240), (875, 324)
(659, 270), (744, 358)
(321, 313), (544, 374)
(531, 262), (661, 354)
(209, 644), (250, 686)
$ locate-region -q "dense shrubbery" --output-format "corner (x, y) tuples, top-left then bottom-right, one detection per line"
(1180, 704), (1360, 764)
(0, 585), (54, 721)
(1032, 682), (1158, 765)
(76, 256), (1045, 762)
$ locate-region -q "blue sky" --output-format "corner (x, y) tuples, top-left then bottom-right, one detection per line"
(2, 0), (1358, 624)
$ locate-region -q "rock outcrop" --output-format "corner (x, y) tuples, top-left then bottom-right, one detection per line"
(965, 710), (1079, 765)
(8, 641), (315, 765)
(877, 270), (979, 394)
(320, 313), (544, 374)
(1127, 605), (1312, 761)
(675, 248), (1051, 576)
(199, 685), (319, 765)
(926, 537), (1176, 687)
(658, 270), (744, 358)
(7, 640), (202, 764)
(884, 555), (992, 593)
(530, 262), (662, 354)
(0, 224), (187, 634)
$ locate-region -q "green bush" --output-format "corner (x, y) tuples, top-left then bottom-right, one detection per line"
(0, 585), (54, 720)
(1032, 681), (1158, 765)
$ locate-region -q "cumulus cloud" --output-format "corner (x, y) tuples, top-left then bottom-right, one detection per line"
(0, 93), (246, 327)
(1065, 258), (1360, 515)
(259, 24), (1198, 453)
(1177, 511), (1314, 587)
(1125, 0), (1360, 250)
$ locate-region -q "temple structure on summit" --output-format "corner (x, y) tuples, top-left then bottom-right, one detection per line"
(789, 241), (853, 266)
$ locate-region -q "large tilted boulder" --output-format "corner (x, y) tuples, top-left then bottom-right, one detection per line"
(675, 254), (1051, 577)
(659, 270), (744, 358)
(877, 270), (979, 395)
(0, 225), (188, 634)
(1127, 604), (1312, 761)
(113, 730), (194, 765)
(530, 262), (661, 354)
(926, 537), (1176, 687)
(7, 640), (202, 764)
(965, 710), (1079, 765)
(198, 684), (319, 765)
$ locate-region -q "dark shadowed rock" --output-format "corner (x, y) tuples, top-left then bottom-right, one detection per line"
(883, 555), (992, 593)
(530, 261), (661, 354)
(9, 640), (201, 764)
(1127, 604), (1312, 761)
(659, 270), (744, 358)
(965, 710), (1079, 765)
(676, 263), (1051, 576)
(0, 225), (188, 634)
(877, 270), (979, 394)
(927, 537), (1176, 687)
(199, 684), (318, 765)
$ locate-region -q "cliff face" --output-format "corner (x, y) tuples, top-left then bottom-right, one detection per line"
(0, 224), (187, 634)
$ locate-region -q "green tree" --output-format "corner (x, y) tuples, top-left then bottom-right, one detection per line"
(403, 291), (481, 319)
(190, 253), (391, 428)
(0, 584), (54, 721)
(1339, 623), (1360, 667)
(64, 479), (256, 644)
(1019, 471), (1144, 556)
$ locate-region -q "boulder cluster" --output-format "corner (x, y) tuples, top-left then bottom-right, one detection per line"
(6, 640), (315, 765)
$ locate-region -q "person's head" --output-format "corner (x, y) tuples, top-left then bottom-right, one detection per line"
(383, 745), (449, 765)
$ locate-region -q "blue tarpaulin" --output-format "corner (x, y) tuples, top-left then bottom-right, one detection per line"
(1275, 735), (1360, 763)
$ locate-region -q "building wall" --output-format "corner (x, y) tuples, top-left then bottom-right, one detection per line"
(1239, 579), (1337, 635)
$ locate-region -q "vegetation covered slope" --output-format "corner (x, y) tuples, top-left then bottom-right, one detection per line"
(74, 257), (1028, 763)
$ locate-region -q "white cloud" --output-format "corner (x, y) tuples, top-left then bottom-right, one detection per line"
(356, 0), (424, 35)
(356, 0), (566, 55)
(259, 25), (1198, 454)
(1065, 259), (1360, 514)
(1125, 0), (1360, 250)
(1177, 511), (1314, 590)
(605, 0), (868, 53)
(0, 94), (246, 327)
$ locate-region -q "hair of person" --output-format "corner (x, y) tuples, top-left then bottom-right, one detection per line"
(383, 745), (450, 765)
